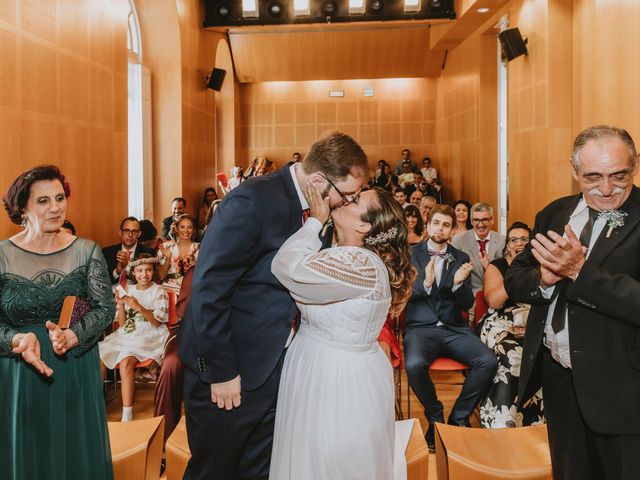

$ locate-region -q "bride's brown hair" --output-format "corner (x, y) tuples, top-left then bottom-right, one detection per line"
(360, 188), (417, 316)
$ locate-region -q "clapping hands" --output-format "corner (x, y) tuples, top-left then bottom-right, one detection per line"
(453, 262), (473, 285)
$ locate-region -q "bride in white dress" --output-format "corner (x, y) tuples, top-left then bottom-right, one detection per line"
(269, 185), (416, 480)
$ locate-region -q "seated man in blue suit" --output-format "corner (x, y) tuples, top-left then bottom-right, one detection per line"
(404, 204), (497, 451)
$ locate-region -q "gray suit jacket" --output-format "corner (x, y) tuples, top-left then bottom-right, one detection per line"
(452, 229), (505, 293)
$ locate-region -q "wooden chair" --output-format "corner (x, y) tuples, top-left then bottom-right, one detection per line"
(109, 416), (165, 480)
(166, 416), (430, 480)
(435, 423), (552, 480)
(406, 357), (468, 418)
(474, 290), (489, 327)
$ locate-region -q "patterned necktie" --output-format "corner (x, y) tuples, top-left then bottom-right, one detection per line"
(477, 239), (488, 255)
(302, 209), (310, 225)
(551, 207), (599, 333)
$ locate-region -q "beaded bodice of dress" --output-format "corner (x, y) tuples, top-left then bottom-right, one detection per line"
(297, 247), (391, 347)
(0, 238), (115, 355)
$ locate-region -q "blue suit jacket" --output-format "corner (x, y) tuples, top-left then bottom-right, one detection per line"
(404, 242), (474, 331)
(178, 166), (303, 391)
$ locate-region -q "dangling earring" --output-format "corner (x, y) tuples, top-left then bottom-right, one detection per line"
(20, 215), (27, 227)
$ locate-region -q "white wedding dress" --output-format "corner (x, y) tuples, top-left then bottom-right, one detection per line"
(270, 218), (396, 480)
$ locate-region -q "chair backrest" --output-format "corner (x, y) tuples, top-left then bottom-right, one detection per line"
(474, 290), (488, 327)
(167, 291), (178, 328)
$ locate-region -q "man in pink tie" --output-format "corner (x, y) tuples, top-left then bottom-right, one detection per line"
(452, 202), (506, 294)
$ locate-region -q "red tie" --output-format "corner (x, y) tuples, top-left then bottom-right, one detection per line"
(302, 209), (311, 224)
(477, 239), (488, 255)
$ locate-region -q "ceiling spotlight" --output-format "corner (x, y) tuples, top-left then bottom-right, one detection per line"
(404, 0), (421, 13)
(477, 7), (490, 13)
(218, 4), (231, 16)
(267, 1), (284, 17)
(322, 0), (338, 15)
(370, 0), (384, 13)
(242, 0), (258, 18)
(349, 0), (365, 14)
(294, 0), (310, 16)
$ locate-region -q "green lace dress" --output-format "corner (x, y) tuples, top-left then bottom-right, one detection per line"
(0, 238), (115, 480)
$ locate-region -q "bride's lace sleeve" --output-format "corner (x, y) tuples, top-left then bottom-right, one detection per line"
(272, 218), (380, 304)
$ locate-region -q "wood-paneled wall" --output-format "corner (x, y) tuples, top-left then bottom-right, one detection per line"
(238, 78), (438, 173)
(572, 0), (640, 156)
(0, 0), (129, 246)
(435, 29), (498, 207)
(505, 0), (574, 226)
(177, 0), (219, 221)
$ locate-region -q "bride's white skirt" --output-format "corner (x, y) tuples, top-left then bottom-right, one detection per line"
(270, 329), (395, 480)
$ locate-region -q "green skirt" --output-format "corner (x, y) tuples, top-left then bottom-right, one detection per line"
(0, 325), (113, 480)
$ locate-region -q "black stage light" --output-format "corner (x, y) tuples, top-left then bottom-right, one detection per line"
(267, 1), (284, 17)
(322, 1), (338, 16)
(370, 0), (384, 13)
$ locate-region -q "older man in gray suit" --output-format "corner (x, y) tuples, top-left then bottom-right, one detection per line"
(452, 202), (506, 294)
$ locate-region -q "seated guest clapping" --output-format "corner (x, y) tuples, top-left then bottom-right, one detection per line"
(375, 163), (398, 191)
(99, 253), (169, 422)
(404, 204), (497, 451)
(157, 214), (199, 291)
(102, 216), (156, 286)
(197, 187), (217, 230)
(477, 222), (544, 428)
(405, 205), (426, 245)
(161, 197), (187, 239)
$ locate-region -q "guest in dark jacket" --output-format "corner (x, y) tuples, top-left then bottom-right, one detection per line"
(404, 204), (497, 451)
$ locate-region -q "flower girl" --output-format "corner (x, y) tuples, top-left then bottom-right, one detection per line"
(99, 253), (169, 422)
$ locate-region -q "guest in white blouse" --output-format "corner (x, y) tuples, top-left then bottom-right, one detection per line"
(270, 186), (416, 480)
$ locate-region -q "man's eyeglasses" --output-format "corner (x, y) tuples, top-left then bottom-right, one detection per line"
(508, 236), (530, 244)
(121, 229), (140, 235)
(471, 217), (492, 224)
(320, 174), (361, 205)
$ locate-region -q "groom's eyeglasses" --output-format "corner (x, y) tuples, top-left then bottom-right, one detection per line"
(319, 174), (361, 206)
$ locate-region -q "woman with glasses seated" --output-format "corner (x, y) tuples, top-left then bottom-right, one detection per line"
(476, 222), (545, 428)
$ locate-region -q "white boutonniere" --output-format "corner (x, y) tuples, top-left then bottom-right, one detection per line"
(598, 209), (628, 238)
(444, 253), (455, 269)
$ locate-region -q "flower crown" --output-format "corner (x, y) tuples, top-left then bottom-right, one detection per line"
(129, 257), (160, 268)
(365, 226), (399, 246)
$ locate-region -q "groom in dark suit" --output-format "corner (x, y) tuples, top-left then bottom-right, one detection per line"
(505, 125), (640, 479)
(404, 204), (497, 451)
(178, 132), (369, 480)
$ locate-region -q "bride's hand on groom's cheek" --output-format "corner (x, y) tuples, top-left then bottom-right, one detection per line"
(210, 374), (242, 410)
(304, 180), (330, 224)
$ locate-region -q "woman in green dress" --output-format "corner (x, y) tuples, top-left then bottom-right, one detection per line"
(0, 165), (115, 480)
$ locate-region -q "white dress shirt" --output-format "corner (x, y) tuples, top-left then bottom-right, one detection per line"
(540, 197), (606, 368)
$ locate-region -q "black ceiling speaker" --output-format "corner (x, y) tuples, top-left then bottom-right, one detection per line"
(370, 0), (384, 14)
(207, 68), (226, 91)
(498, 27), (528, 61)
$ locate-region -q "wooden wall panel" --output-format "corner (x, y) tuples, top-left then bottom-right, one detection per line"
(229, 25), (433, 82)
(0, 0), (128, 245)
(0, 28), (17, 108)
(435, 29), (497, 207)
(177, 0), (222, 222)
(505, 0), (574, 226)
(238, 78), (437, 172)
(573, 0), (640, 159)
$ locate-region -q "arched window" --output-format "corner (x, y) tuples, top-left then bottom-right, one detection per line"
(127, 0), (153, 220)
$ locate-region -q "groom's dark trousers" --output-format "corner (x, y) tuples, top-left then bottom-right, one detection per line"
(178, 166), (303, 480)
